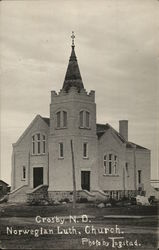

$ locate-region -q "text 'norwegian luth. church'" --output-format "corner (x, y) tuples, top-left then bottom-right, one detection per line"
(10, 33), (153, 203)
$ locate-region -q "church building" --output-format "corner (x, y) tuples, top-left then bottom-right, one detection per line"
(10, 34), (153, 202)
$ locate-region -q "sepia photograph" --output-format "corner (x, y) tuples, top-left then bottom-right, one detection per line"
(0, 0), (159, 249)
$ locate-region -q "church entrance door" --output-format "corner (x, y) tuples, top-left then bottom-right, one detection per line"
(81, 171), (90, 191)
(33, 167), (43, 188)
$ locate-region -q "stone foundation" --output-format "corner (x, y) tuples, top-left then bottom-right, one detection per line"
(48, 191), (73, 202)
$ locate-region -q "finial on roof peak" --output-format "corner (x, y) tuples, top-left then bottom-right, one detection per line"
(71, 31), (75, 47)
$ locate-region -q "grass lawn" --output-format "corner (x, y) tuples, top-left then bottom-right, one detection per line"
(0, 202), (158, 217)
(0, 202), (158, 249)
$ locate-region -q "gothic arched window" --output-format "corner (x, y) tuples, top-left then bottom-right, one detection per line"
(32, 133), (46, 155)
(79, 110), (90, 128)
(56, 111), (68, 129)
(103, 153), (118, 175)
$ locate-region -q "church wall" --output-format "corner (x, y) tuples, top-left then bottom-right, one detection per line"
(125, 150), (136, 190)
(126, 149), (151, 195)
(11, 117), (49, 190)
(135, 149), (151, 196)
(98, 130), (126, 191)
(48, 135), (98, 191)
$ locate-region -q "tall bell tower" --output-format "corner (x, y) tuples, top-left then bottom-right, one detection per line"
(48, 33), (99, 195)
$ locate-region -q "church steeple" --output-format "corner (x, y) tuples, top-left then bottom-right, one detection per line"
(62, 32), (84, 92)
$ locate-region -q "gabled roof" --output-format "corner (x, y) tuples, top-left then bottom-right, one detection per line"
(62, 46), (84, 92)
(97, 123), (148, 150)
(97, 123), (126, 143)
(42, 117), (50, 126)
(126, 141), (148, 150)
(13, 115), (49, 146)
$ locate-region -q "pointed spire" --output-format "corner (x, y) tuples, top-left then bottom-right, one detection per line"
(62, 32), (84, 92)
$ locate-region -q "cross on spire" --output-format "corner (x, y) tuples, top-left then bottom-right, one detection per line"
(71, 31), (75, 47)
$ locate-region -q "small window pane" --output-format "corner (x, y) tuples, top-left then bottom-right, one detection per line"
(63, 111), (67, 127)
(38, 141), (40, 154)
(43, 141), (46, 154)
(57, 112), (61, 128)
(109, 154), (112, 160)
(59, 143), (64, 158)
(138, 170), (141, 184)
(80, 111), (84, 127)
(37, 133), (40, 141)
(86, 111), (90, 127)
(104, 155), (107, 161)
(23, 166), (26, 179)
(32, 142), (35, 154)
(83, 143), (88, 158)
(109, 162), (112, 174)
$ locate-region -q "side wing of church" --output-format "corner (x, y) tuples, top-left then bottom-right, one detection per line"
(10, 37), (153, 202)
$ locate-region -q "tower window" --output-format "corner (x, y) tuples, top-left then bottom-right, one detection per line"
(79, 110), (90, 128)
(57, 111), (61, 128)
(83, 142), (88, 158)
(56, 111), (67, 128)
(86, 111), (90, 128)
(80, 111), (84, 127)
(59, 143), (64, 158)
(63, 111), (67, 127)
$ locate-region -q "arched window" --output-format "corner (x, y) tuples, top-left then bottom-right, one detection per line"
(103, 153), (118, 175)
(56, 111), (67, 129)
(80, 111), (84, 127)
(57, 111), (61, 128)
(32, 133), (46, 155)
(79, 110), (90, 128)
(86, 111), (90, 128)
(63, 111), (67, 127)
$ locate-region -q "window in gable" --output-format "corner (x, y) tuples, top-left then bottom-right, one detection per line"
(31, 133), (46, 155)
(42, 135), (46, 154)
(114, 155), (117, 174)
(32, 135), (35, 155)
(37, 133), (41, 154)
(104, 155), (107, 174)
(103, 153), (118, 175)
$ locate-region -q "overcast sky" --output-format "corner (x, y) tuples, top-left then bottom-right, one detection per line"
(0, 0), (159, 184)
